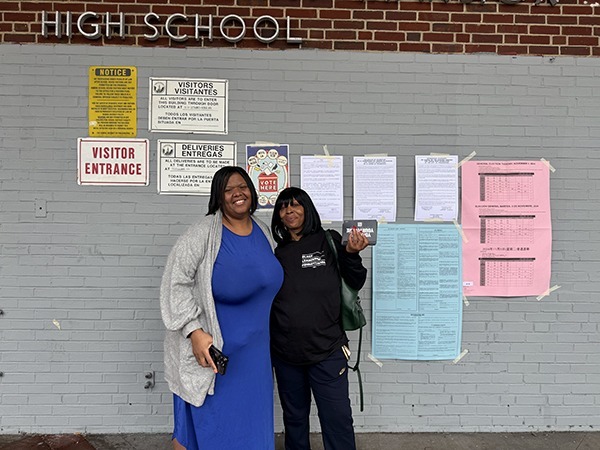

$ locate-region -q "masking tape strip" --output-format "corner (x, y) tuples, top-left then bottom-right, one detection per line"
(463, 295), (470, 306)
(52, 319), (61, 330)
(377, 216), (388, 224)
(453, 220), (468, 243)
(452, 349), (469, 364)
(424, 218), (444, 222)
(536, 284), (561, 301)
(311, 146), (336, 166)
(321, 145), (336, 166)
(368, 353), (384, 368)
(364, 153), (388, 157)
(540, 158), (556, 173)
(430, 153), (450, 156)
(253, 141), (280, 146)
(456, 151), (477, 168)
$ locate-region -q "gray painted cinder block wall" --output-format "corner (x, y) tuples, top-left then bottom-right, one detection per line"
(1, 44), (599, 434)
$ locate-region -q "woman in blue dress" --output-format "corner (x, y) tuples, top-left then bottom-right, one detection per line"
(160, 166), (283, 450)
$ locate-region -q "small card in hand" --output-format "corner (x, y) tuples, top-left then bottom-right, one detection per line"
(342, 220), (378, 245)
(209, 345), (229, 375)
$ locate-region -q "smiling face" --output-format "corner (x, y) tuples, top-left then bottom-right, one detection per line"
(279, 199), (305, 240)
(221, 173), (252, 221)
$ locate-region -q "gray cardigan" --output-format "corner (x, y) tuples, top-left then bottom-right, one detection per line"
(160, 210), (275, 407)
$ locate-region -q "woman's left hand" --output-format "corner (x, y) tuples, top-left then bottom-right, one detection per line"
(345, 228), (369, 253)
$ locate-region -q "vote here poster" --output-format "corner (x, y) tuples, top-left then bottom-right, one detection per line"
(246, 144), (289, 208)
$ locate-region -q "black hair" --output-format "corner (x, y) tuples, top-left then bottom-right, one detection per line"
(206, 166), (258, 216)
(271, 187), (322, 244)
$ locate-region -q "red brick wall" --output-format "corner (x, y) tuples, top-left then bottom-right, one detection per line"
(2, 0), (599, 56)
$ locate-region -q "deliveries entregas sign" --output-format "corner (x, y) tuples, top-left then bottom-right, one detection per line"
(41, 12), (303, 45)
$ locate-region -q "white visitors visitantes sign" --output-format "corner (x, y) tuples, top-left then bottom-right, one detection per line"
(149, 77), (228, 134)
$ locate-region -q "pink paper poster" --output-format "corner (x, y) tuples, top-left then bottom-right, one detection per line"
(461, 160), (551, 297)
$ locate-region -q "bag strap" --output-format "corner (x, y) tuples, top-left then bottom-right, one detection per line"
(325, 230), (364, 412)
(350, 327), (364, 412)
(324, 230), (340, 271)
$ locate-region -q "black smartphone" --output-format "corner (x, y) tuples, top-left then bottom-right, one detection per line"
(208, 345), (229, 375)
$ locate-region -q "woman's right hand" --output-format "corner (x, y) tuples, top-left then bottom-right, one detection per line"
(346, 228), (369, 254)
(189, 329), (218, 373)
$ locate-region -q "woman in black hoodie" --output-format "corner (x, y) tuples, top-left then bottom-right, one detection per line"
(270, 187), (368, 450)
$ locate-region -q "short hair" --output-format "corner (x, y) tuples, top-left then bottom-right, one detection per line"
(271, 187), (322, 244)
(207, 166), (258, 216)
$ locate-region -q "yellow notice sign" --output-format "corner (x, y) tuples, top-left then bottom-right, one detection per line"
(89, 66), (137, 137)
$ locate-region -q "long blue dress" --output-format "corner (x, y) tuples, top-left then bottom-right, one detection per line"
(173, 222), (283, 450)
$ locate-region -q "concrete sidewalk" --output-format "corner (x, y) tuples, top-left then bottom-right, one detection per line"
(1, 432), (599, 449)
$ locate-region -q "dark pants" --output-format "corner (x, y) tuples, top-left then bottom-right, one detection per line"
(273, 348), (356, 450)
